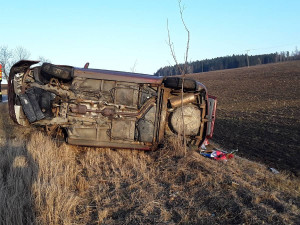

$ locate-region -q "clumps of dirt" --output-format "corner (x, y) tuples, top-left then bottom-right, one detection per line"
(189, 61), (300, 175)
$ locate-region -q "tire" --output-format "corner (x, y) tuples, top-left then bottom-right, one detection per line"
(163, 77), (197, 91)
(41, 63), (73, 80)
(19, 94), (37, 123)
(26, 88), (45, 121)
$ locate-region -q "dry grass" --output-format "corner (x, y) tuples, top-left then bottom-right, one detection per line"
(0, 75), (300, 225)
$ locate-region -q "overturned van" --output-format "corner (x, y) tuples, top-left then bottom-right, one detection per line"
(8, 60), (216, 150)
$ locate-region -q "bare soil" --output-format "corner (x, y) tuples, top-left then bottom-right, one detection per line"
(189, 61), (300, 175)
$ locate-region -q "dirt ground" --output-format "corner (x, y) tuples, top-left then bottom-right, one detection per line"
(189, 61), (300, 176)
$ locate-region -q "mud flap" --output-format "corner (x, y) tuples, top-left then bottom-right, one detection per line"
(206, 96), (217, 138)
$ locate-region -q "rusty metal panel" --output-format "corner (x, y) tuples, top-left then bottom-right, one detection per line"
(79, 79), (102, 91)
(115, 83), (139, 107)
(68, 127), (97, 140)
(102, 80), (116, 92)
(97, 127), (111, 142)
(137, 105), (156, 142)
(111, 119), (135, 140)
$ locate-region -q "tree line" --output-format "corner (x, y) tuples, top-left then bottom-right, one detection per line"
(154, 49), (300, 76)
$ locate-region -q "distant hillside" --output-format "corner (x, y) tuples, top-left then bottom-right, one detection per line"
(155, 51), (300, 76)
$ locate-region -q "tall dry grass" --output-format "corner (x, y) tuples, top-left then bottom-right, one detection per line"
(0, 103), (299, 224)
(28, 133), (87, 224)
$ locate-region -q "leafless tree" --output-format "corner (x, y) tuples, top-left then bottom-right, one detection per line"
(167, 1), (190, 76)
(14, 46), (31, 62)
(0, 46), (32, 80)
(292, 46), (300, 60)
(167, 0), (190, 154)
(0, 46), (13, 80)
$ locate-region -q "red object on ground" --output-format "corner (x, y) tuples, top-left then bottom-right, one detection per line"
(214, 151), (227, 161)
(200, 150), (234, 161)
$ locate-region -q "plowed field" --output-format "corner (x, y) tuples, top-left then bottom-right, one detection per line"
(189, 61), (300, 175)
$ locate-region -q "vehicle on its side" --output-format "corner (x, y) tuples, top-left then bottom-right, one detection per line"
(8, 60), (216, 150)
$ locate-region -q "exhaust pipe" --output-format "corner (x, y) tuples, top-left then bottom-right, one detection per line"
(169, 93), (197, 108)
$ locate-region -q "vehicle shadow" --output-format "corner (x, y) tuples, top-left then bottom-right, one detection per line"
(0, 103), (38, 224)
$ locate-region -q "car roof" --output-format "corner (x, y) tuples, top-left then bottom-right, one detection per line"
(73, 67), (164, 85)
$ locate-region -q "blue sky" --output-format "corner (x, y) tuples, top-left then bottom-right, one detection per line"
(0, 0), (299, 74)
